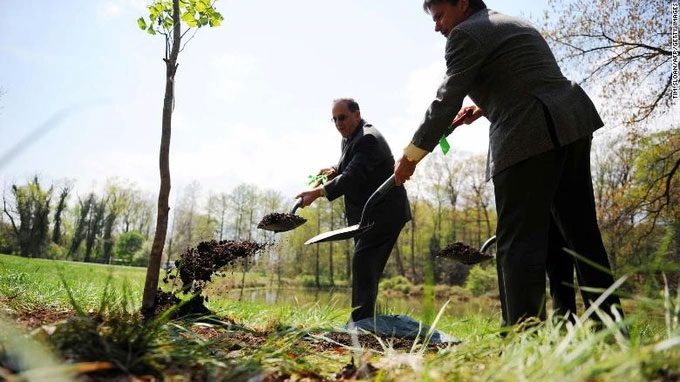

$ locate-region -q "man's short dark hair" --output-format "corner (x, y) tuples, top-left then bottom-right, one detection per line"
(422, 0), (487, 13)
(334, 98), (360, 113)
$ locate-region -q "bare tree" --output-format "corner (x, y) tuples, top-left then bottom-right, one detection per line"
(540, 0), (670, 126)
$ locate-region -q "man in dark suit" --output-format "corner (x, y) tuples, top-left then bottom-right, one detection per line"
(393, 0), (623, 326)
(297, 98), (411, 322)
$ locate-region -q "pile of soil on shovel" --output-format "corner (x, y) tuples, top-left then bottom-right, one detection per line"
(438, 241), (494, 265)
(257, 212), (307, 230)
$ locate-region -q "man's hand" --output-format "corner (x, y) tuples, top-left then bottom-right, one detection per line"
(394, 155), (418, 186)
(296, 187), (324, 208)
(310, 167), (337, 187)
(457, 105), (484, 124)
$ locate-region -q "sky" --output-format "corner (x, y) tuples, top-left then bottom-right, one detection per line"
(0, 0), (550, 202)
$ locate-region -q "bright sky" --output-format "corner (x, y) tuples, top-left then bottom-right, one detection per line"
(0, 0), (548, 201)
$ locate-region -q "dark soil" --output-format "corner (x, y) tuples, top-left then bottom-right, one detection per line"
(257, 213), (306, 231)
(177, 239), (268, 291)
(10, 307), (75, 330)
(438, 241), (494, 265)
(309, 332), (447, 352)
(151, 290), (211, 318)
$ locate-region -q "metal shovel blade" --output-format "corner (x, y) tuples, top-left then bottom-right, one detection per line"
(257, 198), (306, 233)
(304, 223), (374, 245)
(258, 216), (307, 233)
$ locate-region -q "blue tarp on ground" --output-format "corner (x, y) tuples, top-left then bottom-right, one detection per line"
(348, 315), (461, 345)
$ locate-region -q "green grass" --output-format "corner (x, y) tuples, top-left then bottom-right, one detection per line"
(1, 254), (680, 381)
(0, 253), (146, 310)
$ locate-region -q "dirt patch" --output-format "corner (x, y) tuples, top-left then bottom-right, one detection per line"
(307, 332), (447, 352)
(438, 242), (494, 265)
(257, 213), (307, 232)
(11, 307), (75, 331)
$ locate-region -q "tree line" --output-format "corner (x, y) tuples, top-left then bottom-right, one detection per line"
(1, 130), (676, 292)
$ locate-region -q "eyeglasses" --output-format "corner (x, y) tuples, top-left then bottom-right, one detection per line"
(332, 114), (348, 123)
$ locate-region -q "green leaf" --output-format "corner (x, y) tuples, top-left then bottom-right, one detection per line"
(181, 11), (197, 27)
(137, 17), (147, 30)
(147, 25), (157, 35)
(196, 1), (207, 12)
(209, 12), (223, 27)
(199, 15), (209, 26)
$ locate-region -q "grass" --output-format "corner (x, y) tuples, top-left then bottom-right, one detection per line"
(1, 253), (680, 381)
(0, 254), (146, 310)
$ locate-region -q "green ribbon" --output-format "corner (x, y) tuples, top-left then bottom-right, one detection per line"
(439, 136), (451, 155)
(307, 174), (328, 186)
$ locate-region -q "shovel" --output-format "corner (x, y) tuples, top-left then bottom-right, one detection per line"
(304, 109), (473, 245)
(257, 198), (306, 233)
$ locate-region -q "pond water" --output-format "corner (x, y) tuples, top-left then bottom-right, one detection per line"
(212, 287), (499, 319)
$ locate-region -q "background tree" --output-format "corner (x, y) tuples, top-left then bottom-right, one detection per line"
(83, 196), (106, 263)
(68, 194), (94, 260)
(540, 0), (670, 126)
(2, 177), (52, 258)
(137, 0), (223, 313)
(52, 185), (71, 246)
(115, 231), (145, 265)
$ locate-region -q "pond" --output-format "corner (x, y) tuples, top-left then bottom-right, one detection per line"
(211, 287), (500, 319)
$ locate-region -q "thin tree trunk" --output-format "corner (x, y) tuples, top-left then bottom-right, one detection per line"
(329, 205), (334, 286)
(315, 204), (321, 288)
(238, 207), (254, 300)
(142, 0), (180, 314)
(393, 236), (405, 276)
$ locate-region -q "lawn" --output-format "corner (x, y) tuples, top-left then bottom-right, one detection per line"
(1, 254), (679, 381)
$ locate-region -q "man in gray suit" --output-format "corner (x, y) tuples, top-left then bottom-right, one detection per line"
(394, 0), (623, 326)
(297, 98), (411, 321)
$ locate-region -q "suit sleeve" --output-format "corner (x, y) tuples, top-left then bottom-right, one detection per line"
(409, 29), (484, 152)
(323, 135), (378, 202)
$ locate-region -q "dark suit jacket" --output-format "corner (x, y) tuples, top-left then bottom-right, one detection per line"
(324, 121), (411, 228)
(411, 9), (604, 179)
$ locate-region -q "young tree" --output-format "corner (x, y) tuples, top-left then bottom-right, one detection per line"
(137, 0), (223, 313)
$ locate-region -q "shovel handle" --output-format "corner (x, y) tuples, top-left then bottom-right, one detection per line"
(290, 198), (303, 215)
(358, 174), (396, 225)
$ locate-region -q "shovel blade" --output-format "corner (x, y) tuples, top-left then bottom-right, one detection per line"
(304, 224), (373, 245)
(258, 220), (306, 233)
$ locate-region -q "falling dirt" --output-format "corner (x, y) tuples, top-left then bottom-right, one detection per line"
(438, 241), (494, 265)
(177, 239), (268, 291)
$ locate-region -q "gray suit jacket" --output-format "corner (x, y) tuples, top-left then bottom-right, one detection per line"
(411, 9), (603, 179)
